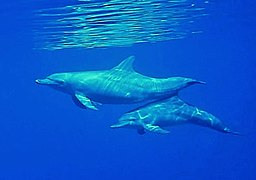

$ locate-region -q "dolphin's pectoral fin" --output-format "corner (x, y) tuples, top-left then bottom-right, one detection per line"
(144, 124), (170, 134)
(137, 128), (146, 135)
(74, 94), (98, 110)
(72, 95), (87, 109)
(91, 101), (102, 107)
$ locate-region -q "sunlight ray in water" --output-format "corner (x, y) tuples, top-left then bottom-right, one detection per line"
(33, 0), (208, 50)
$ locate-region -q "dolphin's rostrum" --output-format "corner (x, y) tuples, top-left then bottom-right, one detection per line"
(111, 96), (239, 135)
(36, 56), (204, 110)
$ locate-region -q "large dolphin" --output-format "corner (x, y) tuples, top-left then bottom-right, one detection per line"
(111, 96), (239, 135)
(36, 56), (204, 110)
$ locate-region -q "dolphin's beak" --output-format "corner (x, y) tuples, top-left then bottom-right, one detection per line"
(110, 121), (131, 128)
(35, 78), (53, 85)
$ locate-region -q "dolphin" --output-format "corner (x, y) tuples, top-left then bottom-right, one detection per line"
(36, 56), (205, 110)
(111, 96), (239, 135)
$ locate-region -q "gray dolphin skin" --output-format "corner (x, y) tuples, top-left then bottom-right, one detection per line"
(36, 56), (205, 110)
(111, 96), (239, 135)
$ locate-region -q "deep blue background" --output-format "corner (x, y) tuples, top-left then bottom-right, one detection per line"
(0, 0), (255, 179)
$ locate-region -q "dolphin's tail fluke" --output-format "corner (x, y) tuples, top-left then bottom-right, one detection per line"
(189, 79), (206, 85)
(183, 78), (206, 87)
(223, 127), (241, 136)
(163, 77), (206, 95)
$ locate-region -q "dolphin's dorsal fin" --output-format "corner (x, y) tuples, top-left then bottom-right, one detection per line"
(112, 56), (135, 72)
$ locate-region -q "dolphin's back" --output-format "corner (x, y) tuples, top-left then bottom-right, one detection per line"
(71, 70), (157, 103)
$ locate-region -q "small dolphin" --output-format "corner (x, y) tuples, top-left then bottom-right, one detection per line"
(36, 56), (204, 110)
(111, 96), (239, 135)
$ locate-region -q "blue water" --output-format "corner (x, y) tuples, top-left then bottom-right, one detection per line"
(1, 0), (256, 179)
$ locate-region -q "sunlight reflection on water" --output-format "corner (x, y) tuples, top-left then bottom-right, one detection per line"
(34, 0), (208, 50)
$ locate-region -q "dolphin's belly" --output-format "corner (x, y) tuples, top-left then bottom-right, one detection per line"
(85, 91), (147, 104)
(155, 116), (187, 127)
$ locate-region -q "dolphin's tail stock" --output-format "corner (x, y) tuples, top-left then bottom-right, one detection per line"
(189, 107), (240, 135)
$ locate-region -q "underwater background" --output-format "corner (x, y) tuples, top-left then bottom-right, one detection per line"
(0, 0), (255, 179)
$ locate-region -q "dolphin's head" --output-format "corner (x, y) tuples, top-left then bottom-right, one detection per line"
(111, 113), (137, 129)
(35, 73), (73, 93)
(111, 111), (147, 132)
